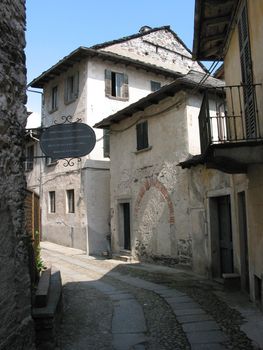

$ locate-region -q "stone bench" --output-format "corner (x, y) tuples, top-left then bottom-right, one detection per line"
(32, 267), (62, 350)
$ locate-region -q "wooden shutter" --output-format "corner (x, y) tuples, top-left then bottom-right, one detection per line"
(122, 73), (129, 100)
(105, 69), (112, 96)
(136, 121), (148, 150)
(238, 2), (256, 138)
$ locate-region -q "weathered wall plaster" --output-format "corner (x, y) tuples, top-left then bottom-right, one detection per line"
(0, 1), (35, 348)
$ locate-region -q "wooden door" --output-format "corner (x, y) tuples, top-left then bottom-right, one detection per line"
(218, 196), (234, 274)
(238, 192), (250, 292)
(123, 203), (131, 250)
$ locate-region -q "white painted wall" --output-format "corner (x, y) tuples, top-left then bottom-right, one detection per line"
(86, 58), (174, 160)
(81, 160), (110, 254)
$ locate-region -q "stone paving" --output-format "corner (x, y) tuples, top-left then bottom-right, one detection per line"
(40, 242), (263, 350)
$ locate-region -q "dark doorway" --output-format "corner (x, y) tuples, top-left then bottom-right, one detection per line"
(121, 203), (131, 250)
(238, 191), (250, 292)
(210, 195), (234, 277)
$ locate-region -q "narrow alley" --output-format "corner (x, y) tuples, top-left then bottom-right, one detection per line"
(41, 242), (263, 350)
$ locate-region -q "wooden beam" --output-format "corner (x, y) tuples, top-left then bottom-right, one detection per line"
(204, 15), (230, 26)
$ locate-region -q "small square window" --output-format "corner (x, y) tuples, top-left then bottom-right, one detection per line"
(151, 81), (161, 92)
(136, 121), (149, 151)
(25, 144), (34, 171)
(45, 157), (57, 166)
(49, 191), (56, 213)
(67, 189), (75, 213)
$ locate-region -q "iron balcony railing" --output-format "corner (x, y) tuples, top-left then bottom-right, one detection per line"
(199, 83), (263, 154)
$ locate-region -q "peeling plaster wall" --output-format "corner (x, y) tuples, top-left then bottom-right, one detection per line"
(109, 93), (201, 266)
(0, 1), (35, 349)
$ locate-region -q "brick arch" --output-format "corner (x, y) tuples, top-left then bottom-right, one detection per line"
(134, 178), (174, 225)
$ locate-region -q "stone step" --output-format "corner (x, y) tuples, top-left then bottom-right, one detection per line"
(112, 253), (132, 262)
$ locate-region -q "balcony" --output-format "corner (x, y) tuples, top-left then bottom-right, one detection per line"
(198, 83), (263, 173)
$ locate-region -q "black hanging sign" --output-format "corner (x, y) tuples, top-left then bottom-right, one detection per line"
(40, 120), (96, 159)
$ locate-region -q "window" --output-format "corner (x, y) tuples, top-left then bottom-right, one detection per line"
(45, 157), (57, 166)
(25, 144), (34, 171)
(103, 129), (110, 158)
(64, 72), (79, 103)
(105, 69), (129, 100)
(51, 86), (58, 111)
(49, 191), (56, 213)
(136, 121), (149, 151)
(67, 189), (75, 213)
(151, 81), (161, 92)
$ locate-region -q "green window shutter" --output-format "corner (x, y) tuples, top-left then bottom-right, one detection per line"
(123, 73), (129, 100)
(105, 69), (112, 96)
(136, 121), (148, 150)
(238, 2), (256, 138)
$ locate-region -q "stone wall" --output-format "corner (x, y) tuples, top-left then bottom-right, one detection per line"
(0, 1), (35, 349)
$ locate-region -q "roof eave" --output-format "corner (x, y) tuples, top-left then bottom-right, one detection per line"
(28, 47), (182, 89)
(193, 0), (239, 61)
(94, 72), (224, 129)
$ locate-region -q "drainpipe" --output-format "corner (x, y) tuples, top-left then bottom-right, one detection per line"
(56, 219), (74, 248)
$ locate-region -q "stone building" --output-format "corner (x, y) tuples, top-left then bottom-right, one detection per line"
(94, 70), (229, 274)
(189, 0), (263, 305)
(28, 26), (205, 255)
(0, 1), (35, 349)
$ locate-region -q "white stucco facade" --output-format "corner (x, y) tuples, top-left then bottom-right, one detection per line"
(28, 26), (205, 255)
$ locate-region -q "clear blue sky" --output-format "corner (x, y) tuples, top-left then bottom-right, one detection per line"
(26, 0), (196, 122)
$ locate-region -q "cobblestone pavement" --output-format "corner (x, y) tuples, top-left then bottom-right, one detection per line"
(41, 242), (263, 350)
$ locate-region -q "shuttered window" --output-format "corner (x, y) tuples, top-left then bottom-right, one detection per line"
(136, 121), (149, 151)
(238, 1), (256, 138)
(64, 72), (79, 103)
(105, 69), (129, 100)
(103, 129), (110, 158)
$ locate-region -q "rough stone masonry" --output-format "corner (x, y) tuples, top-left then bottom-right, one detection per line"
(0, 1), (35, 349)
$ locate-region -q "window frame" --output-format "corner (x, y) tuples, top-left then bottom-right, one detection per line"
(45, 157), (57, 167)
(49, 191), (56, 213)
(64, 72), (79, 104)
(66, 189), (75, 214)
(50, 85), (58, 112)
(105, 69), (129, 101)
(150, 80), (161, 92)
(136, 120), (149, 151)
